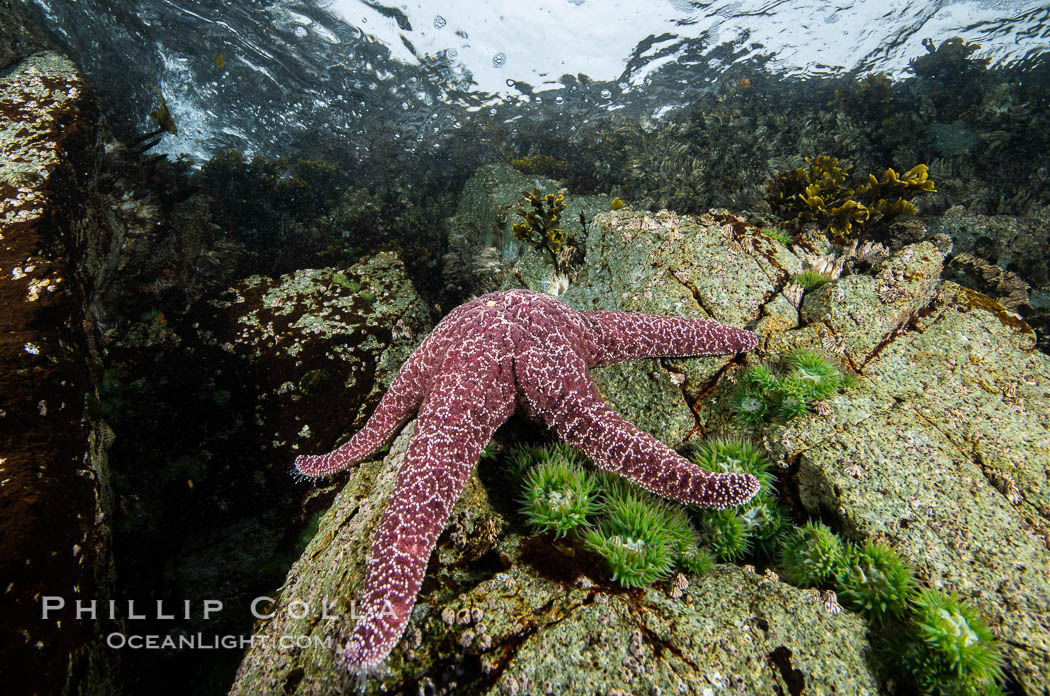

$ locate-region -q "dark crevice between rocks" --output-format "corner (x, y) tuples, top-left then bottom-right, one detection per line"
(684, 277), (721, 322)
(767, 645), (806, 696)
(859, 315), (921, 370)
(672, 351), (753, 436)
(459, 594), (583, 695)
(772, 452), (807, 522)
(280, 667), (304, 694)
(517, 533), (642, 597)
(631, 611), (701, 672)
(775, 440), (880, 543)
(859, 279), (957, 371)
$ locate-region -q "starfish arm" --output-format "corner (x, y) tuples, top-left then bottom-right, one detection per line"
(294, 351), (427, 477)
(582, 310), (758, 366)
(519, 344), (759, 508)
(342, 366), (515, 673)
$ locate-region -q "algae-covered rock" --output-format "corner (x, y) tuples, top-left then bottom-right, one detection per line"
(770, 279), (1050, 692)
(467, 563), (875, 696)
(443, 162), (608, 299)
(235, 164), (1050, 694)
(230, 424), (877, 696)
(199, 251), (431, 461)
(470, 564), (874, 696)
(798, 240), (946, 365)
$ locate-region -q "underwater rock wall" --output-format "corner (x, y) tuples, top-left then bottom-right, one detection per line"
(0, 52), (122, 695)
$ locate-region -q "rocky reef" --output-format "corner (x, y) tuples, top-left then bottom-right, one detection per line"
(3, 24), (1049, 696)
(230, 163), (1049, 695)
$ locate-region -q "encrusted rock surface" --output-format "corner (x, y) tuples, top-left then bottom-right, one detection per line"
(768, 278), (1050, 691)
(231, 424), (877, 696)
(233, 162), (1050, 694)
(201, 251), (432, 465)
(232, 165), (888, 694)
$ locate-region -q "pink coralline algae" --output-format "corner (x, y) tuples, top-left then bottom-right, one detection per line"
(294, 289), (760, 674)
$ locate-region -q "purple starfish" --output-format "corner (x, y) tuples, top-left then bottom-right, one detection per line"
(294, 289), (760, 673)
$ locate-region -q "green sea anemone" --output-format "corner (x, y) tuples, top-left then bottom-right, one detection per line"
(694, 508), (751, 561)
(520, 450), (599, 537)
(691, 437), (773, 492)
(731, 351), (853, 426)
(739, 363), (780, 392)
(678, 546), (716, 576)
(583, 489), (680, 587)
(689, 437), (787, 558)
(901, 588), (1006, 695)
(773, 379), (813, 420)
(741, 496), (789, 557)
(778, 521), (846, 587)
(836, 540), (917, 621)
(784, 350), (852, 400)
(731, 386), (769, 425)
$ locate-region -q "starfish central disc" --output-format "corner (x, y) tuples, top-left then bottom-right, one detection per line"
(294, 289), (760, 673)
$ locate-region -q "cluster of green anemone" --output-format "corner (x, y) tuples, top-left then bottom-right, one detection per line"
(732, 350), (855, 425)
(779, 521), (1006, 695)
(765, 155), (935, 239)
(687, 438), (786, 561)
(511, 438), (783, 588)
(508, 439), (1007, 693)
